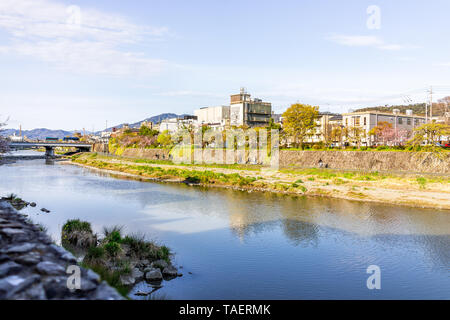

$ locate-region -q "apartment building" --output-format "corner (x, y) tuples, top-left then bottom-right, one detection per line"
(342, 109), (426, 144)
(229, 88), (272, 127)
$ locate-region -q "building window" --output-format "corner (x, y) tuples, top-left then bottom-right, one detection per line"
(398, 117), (403, 124)
(415, 119), (419, 125)
(355, 117), (360, 126)
(407, 118), (411, 125)
(363, 117), (367, 126)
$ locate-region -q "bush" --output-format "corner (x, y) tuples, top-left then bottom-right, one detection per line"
(104, 242), (121, 257)
(85, 246), (105, 260)
(62, 219), (92, 234)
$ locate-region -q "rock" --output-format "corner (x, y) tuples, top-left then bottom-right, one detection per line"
(131, 267), (144, 282)
(43, 276), (71, 299)
(6, 243), (37, 254)
(86, 269), (101, 284)
(0, 254), (10, 263)
(14, 252), (41, 265)
(60, 252), (77, 263)
(145, 268), (163, 281)
(0, 228), (26, 237)
(119, 274), (135, 286)
(92, 281), (124, 300)
(134, 291), (149, 296)
(151, 259), (168, 270)
(40, 208), (50, 213)
(139, 259), (150, 267)
(0, 275), (39, 299)
(29, 202), (37, 207)
(0, 261), (23, 277)
(15, 283), (46, 300)
(162, 265), (178, 278)
(36, 261), (66, 275)
(80, 278), (97, 292)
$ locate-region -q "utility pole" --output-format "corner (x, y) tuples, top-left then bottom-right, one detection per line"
(429, 86), (433, 122)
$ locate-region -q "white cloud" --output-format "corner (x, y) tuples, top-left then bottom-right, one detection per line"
(328, 34), (405, 51)
(0, 0), (170, 75)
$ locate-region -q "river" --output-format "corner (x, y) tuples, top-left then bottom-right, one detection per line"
(1, 151), (449, 299)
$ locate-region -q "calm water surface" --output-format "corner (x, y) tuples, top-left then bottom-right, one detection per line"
(1, 152), (449, 299)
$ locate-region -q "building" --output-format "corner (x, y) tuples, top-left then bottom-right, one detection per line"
(304, 112), (343, 144)
(194, 105), (230, 129)
(342, 109), (426, 145)
(229, 88), (272, 127)
(159, 116), (198, 133)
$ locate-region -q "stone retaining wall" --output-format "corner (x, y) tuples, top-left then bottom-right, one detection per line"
(106, 146), (450, 174)
(279, 150), (450, 174)
(0, 201), (123, 300)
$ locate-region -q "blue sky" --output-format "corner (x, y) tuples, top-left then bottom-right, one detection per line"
(1, 0), (450, 130)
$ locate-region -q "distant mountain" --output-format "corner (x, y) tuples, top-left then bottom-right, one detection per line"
(101, 113), (189, 132)
(0, 128), (75, 140)
(0, 113), (191, 139)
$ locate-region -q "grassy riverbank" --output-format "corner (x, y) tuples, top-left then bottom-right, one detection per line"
(69, 153), (450, 210)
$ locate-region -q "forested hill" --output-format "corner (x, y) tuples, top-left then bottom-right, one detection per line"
(355, 97), (449, 117)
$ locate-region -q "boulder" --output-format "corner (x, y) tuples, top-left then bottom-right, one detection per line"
(0, 261), (23, 277)
(151, 259), (168, 270)
(162, 265), (178, 278)
(131, 268), (144, 282)
(29, 202), (37, 207)
(145, 268), (163, 281)
(119, 275), (135, 286)
(36, 261), (66, 276)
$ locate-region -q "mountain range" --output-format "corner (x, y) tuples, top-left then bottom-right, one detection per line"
(0, 113), (186, 140)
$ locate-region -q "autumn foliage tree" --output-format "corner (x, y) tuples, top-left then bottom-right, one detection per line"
(282, 104), (319, 148)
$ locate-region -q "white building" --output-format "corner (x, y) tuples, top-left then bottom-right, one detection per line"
(194, 106), (230, 128)
(159, 116), (198, 133)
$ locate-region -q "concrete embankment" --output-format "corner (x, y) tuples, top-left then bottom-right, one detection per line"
(0, 201), (123, 300)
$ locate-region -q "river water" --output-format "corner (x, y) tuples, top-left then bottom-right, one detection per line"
(1, 152), (449, 299)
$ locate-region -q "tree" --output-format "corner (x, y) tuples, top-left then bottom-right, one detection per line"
(368, 121), (393, 145)
(157, 130), (173, 148)
(282, 104), (319, 149)
(139, 125), (159, 137)
(0, 118), (10, 154)
(408, 123), (450, 147)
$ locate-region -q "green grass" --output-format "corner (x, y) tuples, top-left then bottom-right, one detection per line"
(416, 177), (427, 189)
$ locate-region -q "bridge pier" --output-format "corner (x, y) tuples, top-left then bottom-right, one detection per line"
(44, 146), (55, 158)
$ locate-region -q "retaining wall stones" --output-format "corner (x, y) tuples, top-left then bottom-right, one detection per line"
(0, 201), (123, 300)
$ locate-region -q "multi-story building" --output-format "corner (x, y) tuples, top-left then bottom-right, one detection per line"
(305, 112), (343, 144)
(194, 105), (230, 129)
(342, 109), (426, 145)
(229, 88), (272, 127)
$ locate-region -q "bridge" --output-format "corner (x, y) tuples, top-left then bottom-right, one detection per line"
(9, 141), (92, 157)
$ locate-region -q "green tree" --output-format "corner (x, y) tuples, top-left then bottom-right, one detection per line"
(139, 125), (158, 137)
(282, 104), (319, 148)
(157, 130), (173, 148)
(408, 123), (450, 147)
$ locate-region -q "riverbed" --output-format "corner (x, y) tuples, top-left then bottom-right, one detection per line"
(1, 152), (449, 299)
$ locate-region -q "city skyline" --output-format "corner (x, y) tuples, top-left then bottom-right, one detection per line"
(2, 0), (450, 130)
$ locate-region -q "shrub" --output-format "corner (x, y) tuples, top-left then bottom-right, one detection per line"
(62, 219), (92, 234)
(104, 241), (121, 257)
(416, 177), (427, 189)
(103, 226), (123, 242)
(85, 246), (105, 260)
